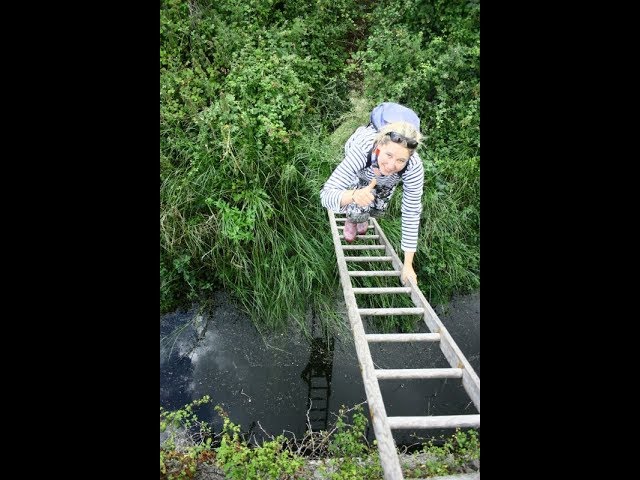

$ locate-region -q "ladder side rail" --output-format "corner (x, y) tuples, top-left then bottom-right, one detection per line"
(328, 210), (403, 480)
(370, 218), (480, 412)
(408, 284), (480, 412)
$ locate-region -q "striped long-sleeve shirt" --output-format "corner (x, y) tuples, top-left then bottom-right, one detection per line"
(320, 125), (424, 252)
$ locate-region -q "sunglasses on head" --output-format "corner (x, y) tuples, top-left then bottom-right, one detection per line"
(386, 131), (418, 149)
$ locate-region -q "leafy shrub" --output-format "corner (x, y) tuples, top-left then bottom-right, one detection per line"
(215, 406), (304, 479)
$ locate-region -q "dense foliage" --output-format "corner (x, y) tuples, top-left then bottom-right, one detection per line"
(160, 397), (480, 479)
(160, 0), (480, 329)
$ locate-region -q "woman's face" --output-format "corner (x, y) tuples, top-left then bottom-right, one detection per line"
(377, 141), (411, 176)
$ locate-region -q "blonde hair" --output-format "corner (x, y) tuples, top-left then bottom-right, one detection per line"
(374, 121), (423, 151)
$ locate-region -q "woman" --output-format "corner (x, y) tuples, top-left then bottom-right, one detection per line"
(320, 118), (424, 285)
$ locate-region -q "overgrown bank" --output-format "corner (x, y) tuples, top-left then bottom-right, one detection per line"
(161, 397), (480, 479)
(160, 0), (480, 331)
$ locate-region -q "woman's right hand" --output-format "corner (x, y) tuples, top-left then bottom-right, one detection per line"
(353, 179), (377, 206)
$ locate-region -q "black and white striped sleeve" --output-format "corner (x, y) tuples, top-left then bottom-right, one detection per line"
(400, 153), (425, 252)
(320, 127), (372, 211)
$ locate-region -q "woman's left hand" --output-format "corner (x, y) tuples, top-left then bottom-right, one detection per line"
(401, 264), (417, 285)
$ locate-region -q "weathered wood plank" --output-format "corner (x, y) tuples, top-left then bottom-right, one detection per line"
(348, 270), (401, 277)
(344, 256), (393, 262)
(352, 287), (411, 293)
(387, 415), (480, 429)
(339, 234), (380, 239)
(365, 333), (440, 342)
(358, 307), (424, 315)
(342, 245), (386, 250)
(375, 368), (463, 379)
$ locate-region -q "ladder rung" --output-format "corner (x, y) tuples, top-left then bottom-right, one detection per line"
(339, 235), (379, 239)
(348, 270), (400, 277)
(358, 307), (424, 315)
(337, 225), (373, 230)
(344, 256), (392, 262)
(342, 245), (386, 250)
(375, 368), (463, 379)
(352, 287), (411, 294)
(387, 414), (480, 429)
(365, 333), (441, 342)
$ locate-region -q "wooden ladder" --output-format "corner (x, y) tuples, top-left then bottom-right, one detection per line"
(328, 210), (480, 480)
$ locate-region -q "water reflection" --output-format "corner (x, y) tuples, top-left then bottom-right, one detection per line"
(300, 315), (335, 432)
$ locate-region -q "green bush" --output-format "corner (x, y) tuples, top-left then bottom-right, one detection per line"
(160, 0), (480, 326)
(215, 406), (304, 480)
